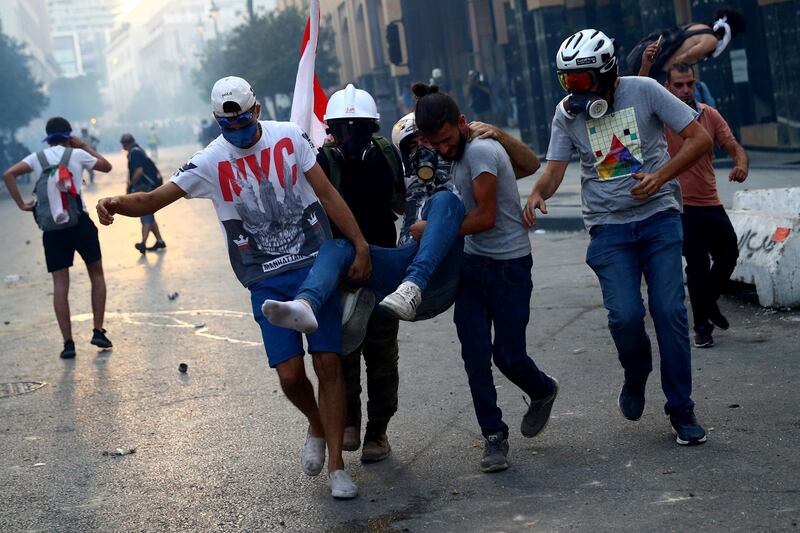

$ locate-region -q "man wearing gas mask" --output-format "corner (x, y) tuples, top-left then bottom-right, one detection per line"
(524, 29), (713, 446)
(316, 84), (406, 463)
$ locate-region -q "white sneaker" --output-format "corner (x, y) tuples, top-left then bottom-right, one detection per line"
(379, 281), (422, 320)
(328, 469), (358, 499)
(262, 299), (318, 333)
(301, 432), (325, 477)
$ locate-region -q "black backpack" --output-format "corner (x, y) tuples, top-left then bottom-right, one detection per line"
(127, 145), (163, 193)
(32, 148), (83, 232)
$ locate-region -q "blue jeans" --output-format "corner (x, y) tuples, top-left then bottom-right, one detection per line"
(585, 210), (694, 414)
(454, 253), (554, 439)
(297, 191), (465, 318)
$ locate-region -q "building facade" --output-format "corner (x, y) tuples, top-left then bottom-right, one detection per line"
(0, 0), (59, 84)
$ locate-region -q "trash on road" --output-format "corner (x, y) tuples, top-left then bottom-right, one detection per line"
(728, 404), (741, 409)
(103, 447), (136, 457)
(4, 274), (21, 285)
(193, 323), (206, 329)
(33, 462), (46, 467)
(168, 292), (179, 301)
(573, 347), (586, 354)
(178, 363), (188, 373)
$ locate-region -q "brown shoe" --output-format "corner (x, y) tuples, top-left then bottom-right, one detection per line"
(361, 434), (391, 463)
(343, 425), (361, 451)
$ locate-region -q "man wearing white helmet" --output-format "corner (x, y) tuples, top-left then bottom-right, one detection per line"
(317, 84), (406, 463)
(524, 29), (713, 446)
(96, 76), (371, 499)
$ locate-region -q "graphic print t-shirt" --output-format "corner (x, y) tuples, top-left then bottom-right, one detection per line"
(398, 155), (458, 246)
(546, 76), (697, 229)
(171, 121), (331, 287)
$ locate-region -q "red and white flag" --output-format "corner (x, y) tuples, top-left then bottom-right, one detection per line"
(290, 0), (328, 148)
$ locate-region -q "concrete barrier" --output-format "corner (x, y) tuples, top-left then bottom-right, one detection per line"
(727, 187), (800, 308)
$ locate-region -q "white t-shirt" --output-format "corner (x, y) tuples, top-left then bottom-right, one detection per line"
(171, 120), (331, 287)
(23, 146), (97, 211)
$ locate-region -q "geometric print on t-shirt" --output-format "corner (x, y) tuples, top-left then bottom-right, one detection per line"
(586, 107), (643, 180)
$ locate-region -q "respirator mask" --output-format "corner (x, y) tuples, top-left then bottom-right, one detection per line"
(327, 119), (379, 160)
(407, 146), (438, 181)
(556, 69), (610, 120)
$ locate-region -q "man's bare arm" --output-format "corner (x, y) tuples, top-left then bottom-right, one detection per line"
(469, 121), (540, 178)
(459, 173), (497, 236)
(523, 160), (569, 227)
(2, 161), (36, 211)
(67, 136), (112, 172)
(305, 162), (371, 281)
(96, 182), (186, 225)
(721, 138), (749, 182)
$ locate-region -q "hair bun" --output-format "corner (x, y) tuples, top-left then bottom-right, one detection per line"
(411, 82), (439, 98)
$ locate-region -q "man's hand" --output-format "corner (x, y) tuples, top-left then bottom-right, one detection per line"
(18, 200), (35, 212)
(409, 220), (427, 241)
(639, 41), (660, 75)
(469, 121), (500, 141)
(630, 172), (666, 200)
(523, 192), (548, 227)
(729, 165), (748, 183)
(96, 197), (120, 225)
(347, 244), (372, 283)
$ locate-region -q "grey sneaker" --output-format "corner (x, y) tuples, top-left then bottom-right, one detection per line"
(480, 432), (509, 473)
(341, 288), (375, 354)
(521, 376), (559, 437)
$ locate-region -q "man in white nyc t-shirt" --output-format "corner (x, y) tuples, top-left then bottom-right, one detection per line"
(3, 116), (114, 360)
(96, 77), (370, 499)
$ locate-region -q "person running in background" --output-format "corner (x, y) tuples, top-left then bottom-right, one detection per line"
(80, 127), (100, 183)
(147, 125), (159, 162)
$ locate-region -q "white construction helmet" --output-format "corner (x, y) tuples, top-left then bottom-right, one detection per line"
(391, 112), (417, 149)
(324, 83), (380, 121)
(556, 29), (616, 74)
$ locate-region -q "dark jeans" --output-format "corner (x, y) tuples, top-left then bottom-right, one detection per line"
(681, 205), (739, 334)
(586, 210), (694, 414)
(342, 312), (399, 434)
(454, 253), (553, 439)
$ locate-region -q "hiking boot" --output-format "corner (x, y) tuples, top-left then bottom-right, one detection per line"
(300, 432), (325, 477)
(342, 425), (361, 452)
(134, 242), (146, 254)
(618, 378), (647, 421)
(361, 433), (391, 463)
(521, 375), (559, 437)
(480, 432), (509, 473)
(340, 288), (375, 354)
(147, 240), (167, 251)
(693, 330), (714, 348)
(669, 409), (707, 446)
(379, 281), (422, 321)
(90, 328), (113, 349)
(328, 469), (358, 499)
(60, 340), (76, 359)
(709, 305), (729, 331)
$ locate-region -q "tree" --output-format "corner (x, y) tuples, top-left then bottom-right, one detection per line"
(46, 76), (103, 122)
(0, 29), (48, 136)
(194, 7), (339, 105)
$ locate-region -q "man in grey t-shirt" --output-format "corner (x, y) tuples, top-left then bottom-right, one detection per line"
(524, 29), (712, 446)
(414, 83), (558, 474)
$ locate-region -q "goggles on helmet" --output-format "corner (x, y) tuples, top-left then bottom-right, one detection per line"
(557, 70), (598, 93)
(215, 110), (255, 129)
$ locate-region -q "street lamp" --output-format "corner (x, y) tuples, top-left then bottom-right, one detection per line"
(209, 0), (220, 38)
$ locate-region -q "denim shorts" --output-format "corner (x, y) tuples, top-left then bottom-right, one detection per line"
(140, 214), (155, 224)
(249, 265), (342, 368)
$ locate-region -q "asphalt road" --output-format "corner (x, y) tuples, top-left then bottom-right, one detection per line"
(1, 147), (798, 532)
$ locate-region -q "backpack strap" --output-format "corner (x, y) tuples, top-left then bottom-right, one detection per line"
(321, 142), (341, 192)
(58, 147), (73, 167)
(372, 136), (401, 180)
(35, 151), (51, 173)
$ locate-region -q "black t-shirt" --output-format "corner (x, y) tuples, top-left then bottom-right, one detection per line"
(127, 144), (159, 180)
(318, 141), (405, 248)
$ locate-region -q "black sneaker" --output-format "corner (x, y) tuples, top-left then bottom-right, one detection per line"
(60, 340), (76, 359)
(669, 409), (707, 445)
(147, 240), (167, 251)
(521, 375), (559, 437)
(91, 328), (113, 349)
(618, 379), (646, 421)
(134, 242), (146, 254)
(709, 305), (729, 331)
(480, 432), (509, 473)
(693, 330), (714, 348)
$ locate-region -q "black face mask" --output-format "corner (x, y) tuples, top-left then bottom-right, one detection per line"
(328, 120), (377, 160)
(408, 146), (438, 181)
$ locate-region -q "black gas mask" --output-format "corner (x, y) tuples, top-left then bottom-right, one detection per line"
(556, 67), (616, 120)
(408, 146), (438, 181)
(327, 118), (379, 160)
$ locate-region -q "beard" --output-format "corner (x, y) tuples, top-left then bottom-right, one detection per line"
(441, 131), (468, 161)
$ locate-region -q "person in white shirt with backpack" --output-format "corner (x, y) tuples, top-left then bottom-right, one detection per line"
(3, 117), (114, 359)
